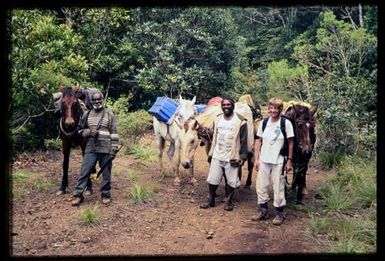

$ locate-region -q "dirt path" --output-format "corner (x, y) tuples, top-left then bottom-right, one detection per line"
(10, 134), (330, 256)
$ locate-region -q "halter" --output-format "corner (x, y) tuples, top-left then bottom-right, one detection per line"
(59, 118), (79, 137)
(59, 98), (83, 137)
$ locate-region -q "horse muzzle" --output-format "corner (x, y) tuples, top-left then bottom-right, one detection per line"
(181, 161), (192, 169)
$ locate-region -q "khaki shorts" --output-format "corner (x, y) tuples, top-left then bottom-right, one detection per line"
(207, 158), (241, 188)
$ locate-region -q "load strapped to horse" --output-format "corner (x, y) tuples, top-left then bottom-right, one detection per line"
(195, 94), (262, 189)
(149, 96), (207, 185)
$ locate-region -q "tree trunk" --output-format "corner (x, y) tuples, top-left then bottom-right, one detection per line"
(358, 4), (364, 27)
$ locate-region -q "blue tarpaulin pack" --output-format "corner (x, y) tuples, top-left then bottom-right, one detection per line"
(148, 97), (179, 124)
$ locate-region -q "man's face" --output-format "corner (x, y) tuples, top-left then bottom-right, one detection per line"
(221, 99), (234, 116)
(268, 104), (281, 118)
(92, 94), (103, 111)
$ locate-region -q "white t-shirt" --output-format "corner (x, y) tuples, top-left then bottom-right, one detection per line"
(212, 115), (237, 162)
(257, 117), (294, 164)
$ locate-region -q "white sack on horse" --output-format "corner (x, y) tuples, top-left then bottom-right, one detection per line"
(196, 102), (254, 153)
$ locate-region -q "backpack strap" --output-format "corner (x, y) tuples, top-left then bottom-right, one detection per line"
(262, 118), (268, 133)
(280, 117), (287, 143)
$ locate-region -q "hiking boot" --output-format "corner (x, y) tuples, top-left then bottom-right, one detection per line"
(224, 201), (234, 211)
(199, 197), (215, 209)
(101, 197), (111, 205)
(56, 189), (66, 196)
(199, 184), (218, 209)
(71, 196), (84, 206)
(272, 212), (284, 226)
(251, 208), (268, 221)
(223, 185), (235, 211)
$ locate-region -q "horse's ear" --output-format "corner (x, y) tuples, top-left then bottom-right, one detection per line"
(73, 82), (80, 93)
(191, 96), (196, 105)
(179, 95), (183, 103)
(193, 120), (199, 130)
(60, 83), (65, 92)
(292, 104), (301, 114)
(284, 106), (295, 119)
(310, 105), (318, 117)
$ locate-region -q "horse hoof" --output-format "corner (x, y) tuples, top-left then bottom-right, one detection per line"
(295, 200), (304, 205)
(56, 190), (66, 196)
(173, 178), (181, 186)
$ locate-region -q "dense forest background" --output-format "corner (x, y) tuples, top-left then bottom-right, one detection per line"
(8, 6), (377, 159)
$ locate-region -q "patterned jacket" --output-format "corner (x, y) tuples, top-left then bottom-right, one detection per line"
(79, 108), (119, 155)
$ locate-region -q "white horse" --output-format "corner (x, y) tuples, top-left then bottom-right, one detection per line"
(153, 96), (200, 185)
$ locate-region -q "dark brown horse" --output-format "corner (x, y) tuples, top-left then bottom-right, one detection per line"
(284, 104), (317, 204)
(56, 84), (92, 195)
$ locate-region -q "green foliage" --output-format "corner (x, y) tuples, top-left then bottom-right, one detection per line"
(105, 95), (131, 117)
(267, 59), (310, 100)
(127, 145), (158, 161)
(10, 7), (377, 158)
(117, 109), (153, 146)
(126, 170), (139, 182)
(33, 180), (56, 192)
(44, 138), (62, 151)
(76, 206), (101, 227)
(128, 183), (153, 204)
(317, 151), (344, 170)
(11, 170), (50, 198)
(10, 10), (91, 150)
(311, 156), (376, 253)
(289, 11), (376, 156)
(308, 213), (329, 236)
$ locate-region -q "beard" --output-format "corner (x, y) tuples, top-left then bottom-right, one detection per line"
(93, 103), (103, 111)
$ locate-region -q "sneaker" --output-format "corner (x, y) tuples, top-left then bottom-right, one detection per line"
(71, 196), (84, 206)
(251, 208), (268, 221)
(101, 197), (111, 205)
(272, 212), (284, 226)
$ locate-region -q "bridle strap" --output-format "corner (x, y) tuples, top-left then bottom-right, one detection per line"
(59, 118), (78, 137)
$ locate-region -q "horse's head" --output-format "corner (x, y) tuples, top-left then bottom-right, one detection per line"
(179, 119), (200, 169)
(285, 104), (317, 156)
(60, 84), (82, 128)
(175, 95), (197, 125)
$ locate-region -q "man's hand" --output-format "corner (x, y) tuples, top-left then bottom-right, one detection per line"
(239, 159), (245, 166)
(90, 129), (99, 137)
(286, 159), (293, 173)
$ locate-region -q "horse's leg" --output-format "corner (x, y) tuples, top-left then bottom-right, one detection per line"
(189, 160), (197, 185)
(172, 142), (181, 185)
(57, 139), (70, 195)
(157, 135), (166, 172)
(296, 172), (304, 205)
(245, 153), (254, 189)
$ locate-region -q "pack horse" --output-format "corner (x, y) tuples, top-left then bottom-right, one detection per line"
(55, 84), (93, 195)
(283, 103), (317, 204)
(151, 96), (201, 185)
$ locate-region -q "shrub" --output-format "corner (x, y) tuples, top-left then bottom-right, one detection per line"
(76, 205), (101, 227)
(117, 110), (153, 148)
(44, 138), (62, 151)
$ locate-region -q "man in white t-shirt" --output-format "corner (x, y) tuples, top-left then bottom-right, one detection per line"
(252, 97), (294, 225)
(199, 97), (248, 211)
